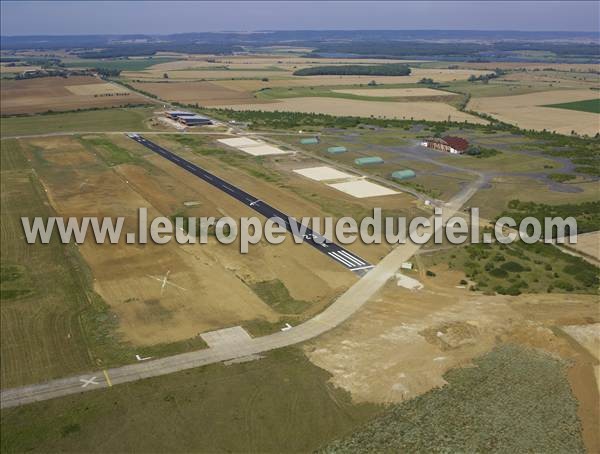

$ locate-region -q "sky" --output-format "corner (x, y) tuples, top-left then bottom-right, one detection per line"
(1, 1), (599, 36)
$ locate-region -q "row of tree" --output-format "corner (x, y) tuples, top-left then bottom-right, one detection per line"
(293, 63), (411, 76)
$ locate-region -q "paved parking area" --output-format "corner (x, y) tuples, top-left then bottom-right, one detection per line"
(200, 326), (253, 348)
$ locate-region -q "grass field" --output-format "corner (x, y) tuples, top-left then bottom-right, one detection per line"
(0, 107), (154, 137)
(323, 345), (585, 453)
(0, 348), (380, 453)
(544, 98), (600, 114)
(1, 140), (97, 387)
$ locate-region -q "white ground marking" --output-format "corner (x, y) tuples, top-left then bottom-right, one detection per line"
(79, 376), (100, 388)
(327, 179), (398, 198)
(147, 270), (187, 295)
(217, 137), (287, 156)
(293, 166), (354, 181)
(238, 144), (287, 156)
(281, 323), (293, 331)
(135, 354), (152, 361)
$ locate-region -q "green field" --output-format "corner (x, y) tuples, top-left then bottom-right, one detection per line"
(323, 345), (584, 453)
(0, 140), (97, 387)
(0, 348), (379, 453)
(544, 98), (600, 114)
(0, 108), (153, 137)
(64, 57), (178, 71)
(423, 240), (599, 296)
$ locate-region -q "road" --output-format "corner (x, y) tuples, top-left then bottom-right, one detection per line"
(0, 171), (482, 409)
(129, 134), (373, 273)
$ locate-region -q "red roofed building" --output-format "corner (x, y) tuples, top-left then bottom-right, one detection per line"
(420, 136), (469, 154)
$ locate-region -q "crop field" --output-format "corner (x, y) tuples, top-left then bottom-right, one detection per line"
(63, 57), (178, 71)
(0, 139), (97, 387)
(544, 98), (600, 114)
(215, 97), (487, 123)
(0, 76), (146, 115)
(0, 107), (156, 137)
(468, 89), (600, 136)
(130, 80), (268, 106)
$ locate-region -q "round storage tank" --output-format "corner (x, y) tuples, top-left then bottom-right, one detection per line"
(392, 169), (416, 180)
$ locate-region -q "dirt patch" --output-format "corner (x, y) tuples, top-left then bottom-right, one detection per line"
(305, 278), (598, 404)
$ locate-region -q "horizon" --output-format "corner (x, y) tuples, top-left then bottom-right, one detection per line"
(2, 1), (599, 36)
(2, 27), (599, 38)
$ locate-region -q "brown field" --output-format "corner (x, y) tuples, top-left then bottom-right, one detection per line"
(0, 76), (146, 115)
(216, 96), (487, 123)
(19, 134), (377, 346)
(130, 80), (269, 105)
(468, 89), (600, 136)
(1, 64), (41, 74)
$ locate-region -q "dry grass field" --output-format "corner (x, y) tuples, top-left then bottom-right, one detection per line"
(123, 63), (491, 85)
(217, 96), (487, 123)
(469, 89), (600, 136)
(0, 76), (146, 115)
(564, 231), (600, 262)
(130, 80), (269, 105)
(18, 134), (368, 346)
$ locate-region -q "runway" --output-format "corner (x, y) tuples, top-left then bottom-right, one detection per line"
(128, 134), (373, 273)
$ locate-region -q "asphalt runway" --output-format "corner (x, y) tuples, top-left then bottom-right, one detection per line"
(128, 134), (373, 273)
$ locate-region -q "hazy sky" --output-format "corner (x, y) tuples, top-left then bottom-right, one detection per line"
(1, 1), (599, 35)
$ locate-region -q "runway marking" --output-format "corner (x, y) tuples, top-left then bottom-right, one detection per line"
(102, 370), (112, 387)
(338, 250), (365, 266)
(328, 252), (354, 267)
(350, 264), (375, 271)
(129, 135), (374, 273)
(80, 376), (100, 388)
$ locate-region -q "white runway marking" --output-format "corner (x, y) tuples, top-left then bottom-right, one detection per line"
(147, 270), (187, 295)
(338, 250), (365, 265)
(79, 376), (100, 388)
(328, 252), (354, 267)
